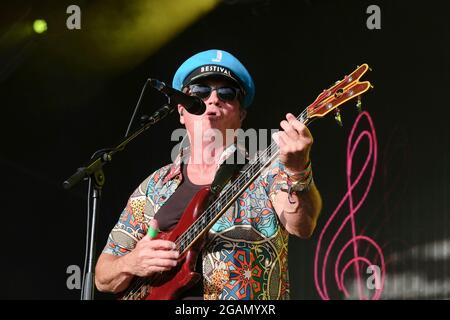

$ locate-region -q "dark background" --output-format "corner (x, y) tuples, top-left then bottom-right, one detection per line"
(1, 0), (449, 299)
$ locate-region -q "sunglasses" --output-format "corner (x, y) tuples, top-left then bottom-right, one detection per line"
(188, 84), (241, 102)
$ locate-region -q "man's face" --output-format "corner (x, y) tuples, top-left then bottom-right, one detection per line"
(179, 77), (246, 146)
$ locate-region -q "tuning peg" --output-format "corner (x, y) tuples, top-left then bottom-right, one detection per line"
(356, 96), (362, 113)
(334, 108), (343, 127)
(329, 80), (340, 90)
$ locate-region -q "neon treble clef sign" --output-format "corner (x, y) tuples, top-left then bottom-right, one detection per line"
(314, 111), (385, 300)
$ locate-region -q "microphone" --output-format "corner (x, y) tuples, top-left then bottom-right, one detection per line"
(149, 78), (206, 115)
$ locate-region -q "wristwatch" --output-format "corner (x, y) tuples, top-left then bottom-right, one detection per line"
(289, 175), (313, 194)
(285, 160), (313, 194)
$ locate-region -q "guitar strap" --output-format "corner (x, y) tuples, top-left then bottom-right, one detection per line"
(209, 147), (248, 199)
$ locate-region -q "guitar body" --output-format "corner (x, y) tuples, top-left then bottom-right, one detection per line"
(121, 187), (212, 300)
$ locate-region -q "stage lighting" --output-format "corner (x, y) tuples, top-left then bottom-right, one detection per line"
(33, 19), (48, 34)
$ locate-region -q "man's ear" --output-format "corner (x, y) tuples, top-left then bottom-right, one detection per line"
(239, 108), (247, 124)
(178, 105), (185, 125)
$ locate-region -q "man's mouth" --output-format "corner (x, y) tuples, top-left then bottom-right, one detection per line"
(205, 111), (220, 119)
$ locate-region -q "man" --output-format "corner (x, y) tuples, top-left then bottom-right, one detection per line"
(95, 49), (322, 299)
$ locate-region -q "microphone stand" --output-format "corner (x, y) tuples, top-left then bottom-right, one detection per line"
(63, 102), (175, 300)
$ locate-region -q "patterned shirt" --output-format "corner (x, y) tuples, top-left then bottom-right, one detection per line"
(102, 144), (295, 300)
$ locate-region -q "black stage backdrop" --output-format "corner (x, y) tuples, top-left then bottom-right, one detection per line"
(0, 0), (449, 300)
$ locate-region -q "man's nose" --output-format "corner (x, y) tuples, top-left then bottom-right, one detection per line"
(206, 89), (220, 105)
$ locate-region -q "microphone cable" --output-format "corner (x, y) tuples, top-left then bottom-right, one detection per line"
(124, 79), (151, 138)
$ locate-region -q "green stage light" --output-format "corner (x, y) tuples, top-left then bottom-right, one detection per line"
(33, 19), (48, 34)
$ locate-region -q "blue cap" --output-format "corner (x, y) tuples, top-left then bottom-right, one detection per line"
(172, 49), (255, 108)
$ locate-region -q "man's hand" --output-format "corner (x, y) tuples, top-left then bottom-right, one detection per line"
(273, 113), (313, 173)
(121, 237), (179, 277)
(95, 220), (180, 293)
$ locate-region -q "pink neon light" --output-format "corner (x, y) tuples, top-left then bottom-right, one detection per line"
(313, 111), (386, 300)
(335, 236), (385, 299)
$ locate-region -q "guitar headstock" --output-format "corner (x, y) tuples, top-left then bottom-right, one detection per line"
(305, 64), (373, 123)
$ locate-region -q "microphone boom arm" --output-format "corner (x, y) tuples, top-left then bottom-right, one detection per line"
(62, 103), (175, 190)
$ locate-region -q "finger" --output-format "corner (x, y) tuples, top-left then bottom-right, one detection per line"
(286, 113), (297, 123)
(146, 258), (179, 268)
(146, 219), (160, 239)
(277, 131), (291, 150)
(145, 249), (180, 260)
(280, 120), (299, 139)
(139, 265), (175, 277)
(272, 131), (280, 145)
(146, 239), (177, 250)
(288, 119), (312, 139)
(286, 113), (303, 132)
(149, 218), (159, 230)
(272, 131), (285, 148)
(148, 266), (172, 274)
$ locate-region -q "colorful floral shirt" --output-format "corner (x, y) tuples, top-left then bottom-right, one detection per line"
(102, 144), (294, 300)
